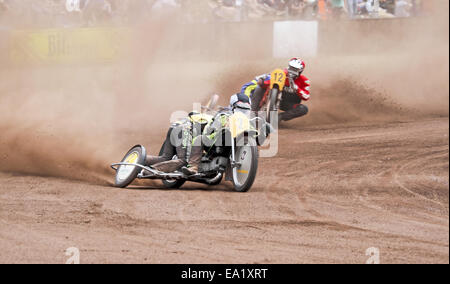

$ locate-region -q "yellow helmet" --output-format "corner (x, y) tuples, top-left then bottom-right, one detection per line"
(189, 112), (213, 125)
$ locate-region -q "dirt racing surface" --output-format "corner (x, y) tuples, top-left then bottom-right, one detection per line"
(0, 6), (449, 264)
(0, 117), (448, 264)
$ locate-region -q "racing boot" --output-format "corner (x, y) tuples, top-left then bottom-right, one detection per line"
(145, 156), (167, 167)
(152, 159), (186, 173)
(182, 146), (202, 176)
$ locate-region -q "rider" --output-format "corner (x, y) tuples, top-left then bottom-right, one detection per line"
(240, 73), (270, 98)
(145, 113), (210, 173)
(181, 93), (251, 176)
(242, 58), (311, 122)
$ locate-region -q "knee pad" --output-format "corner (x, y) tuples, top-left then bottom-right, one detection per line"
(280, 104), (309, 122)
(297, 104), (309, 116)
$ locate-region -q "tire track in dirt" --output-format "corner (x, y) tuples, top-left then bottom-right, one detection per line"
(355, 150), (448, 227)
(393, 147), (449, 208)
(1, 118), (448, 263)
(274, 119), (449, 248)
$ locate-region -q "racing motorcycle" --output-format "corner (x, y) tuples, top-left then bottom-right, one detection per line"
(257, 69), (286, 125)
(258, 68), (299, 126)
(111, 96), (266, 192)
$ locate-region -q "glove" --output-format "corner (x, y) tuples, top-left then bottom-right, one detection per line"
(284, 85), (298, 94)
(300, 90), (311, 100)
(256, 74), (268, 87)
(284, 86), (294, 94)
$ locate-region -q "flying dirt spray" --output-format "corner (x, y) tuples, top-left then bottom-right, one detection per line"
(0, 3), (448, 184)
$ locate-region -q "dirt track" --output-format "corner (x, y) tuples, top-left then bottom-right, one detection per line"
(0, 117), (448, 264)
(0, 6), (448, 264)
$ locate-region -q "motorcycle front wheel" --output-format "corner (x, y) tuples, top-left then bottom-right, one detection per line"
(266, 88), (280, 125)
(232, 136), (259, 192)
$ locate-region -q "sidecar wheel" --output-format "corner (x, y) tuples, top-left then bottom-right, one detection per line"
(115, 145), (146, 188)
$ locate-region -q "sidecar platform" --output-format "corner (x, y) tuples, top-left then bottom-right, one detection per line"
(111, 163), (186, 180)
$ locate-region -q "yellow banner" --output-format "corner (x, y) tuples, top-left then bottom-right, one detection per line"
(10, 28), (128, 64)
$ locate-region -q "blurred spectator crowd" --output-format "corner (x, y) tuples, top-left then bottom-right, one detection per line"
(211, 0), (428, 21)
(0, 0), (432, 27)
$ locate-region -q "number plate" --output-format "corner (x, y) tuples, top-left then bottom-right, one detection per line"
(270, 69), (286, 91)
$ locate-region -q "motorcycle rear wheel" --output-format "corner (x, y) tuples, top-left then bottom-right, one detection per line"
(162, 179), (186, 189)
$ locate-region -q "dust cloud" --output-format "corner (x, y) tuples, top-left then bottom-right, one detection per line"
(0, 1), (448, 182)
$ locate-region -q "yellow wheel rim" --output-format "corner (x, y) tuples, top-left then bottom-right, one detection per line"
(117, 151), (139, 181)
(125, 152), (139, 164)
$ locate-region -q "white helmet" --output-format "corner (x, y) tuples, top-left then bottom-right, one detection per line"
(230, 93), (251, 109)
(288, 58), (305, 78)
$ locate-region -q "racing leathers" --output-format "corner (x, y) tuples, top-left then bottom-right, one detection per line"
(240, 74), (270, 98)
(242, 70), (311, 122)
(145, 118), (193, 173)
(182, 110), (231, 176)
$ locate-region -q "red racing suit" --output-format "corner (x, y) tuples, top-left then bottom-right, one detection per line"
(261, 69), (311, 102)
(247, 69), (311, 122)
